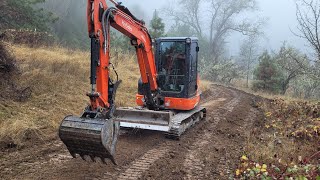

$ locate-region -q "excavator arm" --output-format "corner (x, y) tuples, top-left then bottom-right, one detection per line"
(59, 0), (161, 165)
(87, 0), (159, 111)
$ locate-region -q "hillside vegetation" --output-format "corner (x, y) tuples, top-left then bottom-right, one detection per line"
(0, 43), (210, 147)
(0, 44), (138, 146)
(235, 97), (320, 179)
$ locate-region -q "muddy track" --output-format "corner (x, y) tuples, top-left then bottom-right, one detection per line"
(0, 84), (264, 180)
(117, 143), (169, 180)
(183, 88), (241, 179)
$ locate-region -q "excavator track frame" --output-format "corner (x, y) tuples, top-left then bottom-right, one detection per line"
(165, 107), (206, 140)
(115, 106), (206, 140)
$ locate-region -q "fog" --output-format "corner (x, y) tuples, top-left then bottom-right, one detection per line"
(43, 0), (310, 55)
(123, 0), (308, 55)
(248, 0), (307, 54)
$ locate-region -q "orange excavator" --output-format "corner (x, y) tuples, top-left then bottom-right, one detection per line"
(59, 0), (206, 165)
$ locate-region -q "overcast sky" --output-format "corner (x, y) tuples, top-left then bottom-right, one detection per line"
(122, 0), (309, 55)
(252, 0), (308, 54)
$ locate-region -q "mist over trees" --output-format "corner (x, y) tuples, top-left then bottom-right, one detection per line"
(295, 0), (320, 63)
(163, 0), (320, 99)
(41, 0), (149, 49)
(164, 0), (264, 80)
(149, 10), (166, 39)
(252, 45), (308, 95)
(238, 36), (260, 88)
(0, 0), (56, 32)
(291, 0), (320, 98)
(43, 0), (88, 49)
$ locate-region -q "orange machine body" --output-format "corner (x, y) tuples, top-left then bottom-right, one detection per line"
(87, 0), (201, 112)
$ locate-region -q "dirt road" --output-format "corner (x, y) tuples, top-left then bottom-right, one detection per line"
(0, 84), (264, 180)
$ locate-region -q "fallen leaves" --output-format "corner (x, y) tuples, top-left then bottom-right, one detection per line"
(235, 155), (320, 179)
(263, 98), (320, 141)
(241, 155), (248, 161)
(235, 155), (270, 179)
(265, 112), (272, 117)
(234, 98), (320, 179)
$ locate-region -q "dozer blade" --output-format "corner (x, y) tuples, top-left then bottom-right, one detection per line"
(115, 106), (206, 139)
(59, 115), (119, 165)
(115, 107), (172, 132)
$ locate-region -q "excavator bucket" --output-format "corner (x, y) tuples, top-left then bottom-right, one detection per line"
(59, 115), (119, 164)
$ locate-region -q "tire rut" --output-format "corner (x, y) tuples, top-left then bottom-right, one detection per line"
(183, 88), (241, 179)
(114, 85), (228, 180)
(116, 144), (170, 180)
(215, 107), (258, 178)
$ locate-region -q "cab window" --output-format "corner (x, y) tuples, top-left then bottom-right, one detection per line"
(158, 41), (186, 93)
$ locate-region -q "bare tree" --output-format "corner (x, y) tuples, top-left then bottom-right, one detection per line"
(289, 0), (320, 97)
(165, 0), (202, 37)
(275, 43), (308, 94)
(165, 0), (264, 65)
(295, 0), (320, 61)
(238, 35), (259, 87)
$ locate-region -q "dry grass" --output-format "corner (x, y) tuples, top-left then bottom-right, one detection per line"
(110, 52), (140, 107)
(232, 78), (319, 104)
(0, 45), (90, 144)
(0, 44), (139, 145)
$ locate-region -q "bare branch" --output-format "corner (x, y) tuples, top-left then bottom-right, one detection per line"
(295, 0), (320, 61)
(165, 0), (263, 65)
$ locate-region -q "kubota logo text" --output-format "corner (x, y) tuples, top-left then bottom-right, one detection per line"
(122, 20), (133, 32)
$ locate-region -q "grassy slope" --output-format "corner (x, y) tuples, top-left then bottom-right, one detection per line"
(0, 44), (211, 145)
(0, 45), (138, 144)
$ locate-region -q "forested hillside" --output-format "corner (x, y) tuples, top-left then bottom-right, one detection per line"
(0, 0), (56, 32)
(43, 0), (88, 48)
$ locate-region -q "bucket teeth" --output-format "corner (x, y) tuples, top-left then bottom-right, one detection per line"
(90, 156), (96, 162)
(101, 158), (107, 164)
(59, 115), (119, 165)
(68, 150), (77, 158)
(110, 157), (117, 165)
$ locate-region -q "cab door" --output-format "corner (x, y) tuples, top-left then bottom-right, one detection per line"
(188, 41), (199, 98)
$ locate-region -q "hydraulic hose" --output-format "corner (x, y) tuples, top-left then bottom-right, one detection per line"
(101, 7), (119, 84)
(102, 7), (117, 53)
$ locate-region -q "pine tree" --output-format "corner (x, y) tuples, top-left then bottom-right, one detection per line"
(253, 51), (284, 93)
(0, 0), (57, 32)
(149, 10), (165, 39)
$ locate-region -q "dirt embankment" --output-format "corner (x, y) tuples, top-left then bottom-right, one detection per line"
(0, 42), (31, 103)
(0, 84), (268, 180)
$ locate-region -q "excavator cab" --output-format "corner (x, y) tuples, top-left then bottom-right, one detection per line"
(155, 37), (199, 99)
(118, 37), (205, 137)
(137, 37), (200, 108)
